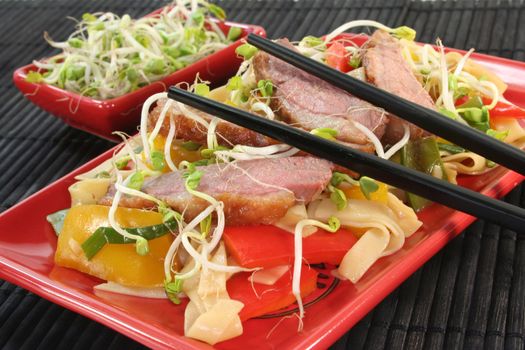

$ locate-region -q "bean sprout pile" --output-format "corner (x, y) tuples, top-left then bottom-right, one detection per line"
(28, 0), (236, 99)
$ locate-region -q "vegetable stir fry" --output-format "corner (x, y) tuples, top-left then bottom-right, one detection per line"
(27, 0), (237, 99)
(50, 19), (525, 346)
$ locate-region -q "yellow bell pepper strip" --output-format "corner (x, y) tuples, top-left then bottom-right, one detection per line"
(55, 205), (174, 287)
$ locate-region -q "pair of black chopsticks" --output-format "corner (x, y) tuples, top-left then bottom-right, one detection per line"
(168, 33), (525, 232)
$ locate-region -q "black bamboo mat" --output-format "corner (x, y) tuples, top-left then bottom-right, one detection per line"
(0, 0), (524, 349)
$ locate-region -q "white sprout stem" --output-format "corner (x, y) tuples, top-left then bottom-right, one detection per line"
(453, 48), (475, 76)
(140, 92), (167, 160)
(384, 124), (410, 160)
(164, 114), (178, 171)
(353, 121), (385, 158)
(324, 20), (392, 43)
(149, 99), (173, 151)
(292, 219), (338, 319)
(251, 102), (275, 120)
(164, 234), (182, 281)
(480, 80), (501, 109)
(114, 182), (163, 206)
(207, 117), (219, 150)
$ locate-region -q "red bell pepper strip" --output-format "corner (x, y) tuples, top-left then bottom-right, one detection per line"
(227, 264), (318, 321)
(482, 97), (525, 119)
(223, 225), (358, 269)
(325, 41), (352, 73)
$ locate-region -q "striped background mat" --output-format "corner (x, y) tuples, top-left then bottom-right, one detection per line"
(0, 0), (524, 348)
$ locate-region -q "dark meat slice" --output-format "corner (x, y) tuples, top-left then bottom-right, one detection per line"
(149, 98), (276, 147)
(362, 30), (434, 144)
(99, 157), (333, 225)
(252, 38), (388, 151)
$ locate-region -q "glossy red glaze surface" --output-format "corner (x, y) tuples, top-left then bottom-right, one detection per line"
(12, 13), (265, 141)
(1, 34), (524, 349)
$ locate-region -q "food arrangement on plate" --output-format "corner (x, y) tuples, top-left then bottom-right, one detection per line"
(40, 16), (525, 346)
(12, 0), (265, 139)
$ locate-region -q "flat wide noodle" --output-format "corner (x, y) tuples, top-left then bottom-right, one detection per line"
(182, 243), (245, 345)
(338, 228), (388, 283)
(311, 197), (421, 283)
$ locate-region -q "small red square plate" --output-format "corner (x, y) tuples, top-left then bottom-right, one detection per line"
(12, 9), (265, 141)
(1, 36), (524, 349)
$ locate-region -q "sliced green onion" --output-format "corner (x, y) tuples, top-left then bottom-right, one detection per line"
(438, 143), (466, 154)
(81, 219), (178, 260)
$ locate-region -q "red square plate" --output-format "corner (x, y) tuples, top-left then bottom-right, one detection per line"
(0, 38), (524, 349)
(12, 9), (265, 142)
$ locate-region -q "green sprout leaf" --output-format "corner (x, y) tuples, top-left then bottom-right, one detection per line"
(194, 83), (210, 97)
(311, 127), (338, 140)
(115, 156), (131, 170)
(226, 76), (243, 91)
(301, 36), (325, 48)
(330, 187), (347, 210)
(227, 27), (242, 41)
(82, 13), (97, 22)
(257, 79), (273, 97)
(235, 43), (258, 60)
(391, 26), (416, 41)
(181, 141), (201, 151)
(349, 55), (361, 69)
(68, 38), (83, 48)
(164, 278), (184, 304)
(151, 151), (165, 171)
(330, 171), (357, 187)
(127, 171), (144, 191)
(135, 237), (149, 256)
(26, 71), (43, 83)
(327, 216), (341, 232)
(486, 128), (508, 141)
(359, 176), (379, 200)
(145, 59), (165, 75)
(186, 170), (203, 190)
(207, 4), (226, 20)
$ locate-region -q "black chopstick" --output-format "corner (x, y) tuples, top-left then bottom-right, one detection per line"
(246, 34), (525, 176)
(167, 86), (525, 233)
